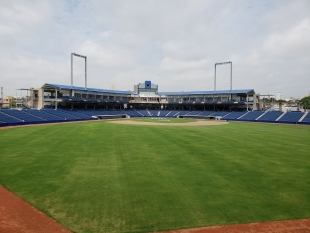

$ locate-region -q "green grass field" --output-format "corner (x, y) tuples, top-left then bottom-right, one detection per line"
(132, 118), (196, 123)
(0, 120), (309, 233)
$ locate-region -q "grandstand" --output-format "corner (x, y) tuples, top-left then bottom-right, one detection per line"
(1, 81), (309, 126)
(277, 111), (305, 124)
(256, 111), (283, 122)
(237, 110), (264, 121)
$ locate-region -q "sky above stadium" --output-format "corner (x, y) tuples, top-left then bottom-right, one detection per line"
(1, 0), (310, 99)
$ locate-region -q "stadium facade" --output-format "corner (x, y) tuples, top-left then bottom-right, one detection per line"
(28, 81), (261, 111)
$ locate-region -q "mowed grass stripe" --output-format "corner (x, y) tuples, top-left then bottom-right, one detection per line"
(0, 121), (309, 233)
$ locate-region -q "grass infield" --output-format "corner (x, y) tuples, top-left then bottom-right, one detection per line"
(0, 120), (309, 233)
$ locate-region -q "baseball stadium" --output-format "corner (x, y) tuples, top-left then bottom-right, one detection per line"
(0, 59), (309, 232)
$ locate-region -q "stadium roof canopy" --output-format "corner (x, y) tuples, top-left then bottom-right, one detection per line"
(158, 89), (255, 96)
(42, 83), (136, 95)
(42, 83), (254, 96)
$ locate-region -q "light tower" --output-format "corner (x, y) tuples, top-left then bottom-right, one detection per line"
(71, 53), (87, 91)
(214, 61), (232, 100)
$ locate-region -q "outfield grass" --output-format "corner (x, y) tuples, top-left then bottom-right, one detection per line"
(131, 118), (196, 123)
(0, 120), (309, 233)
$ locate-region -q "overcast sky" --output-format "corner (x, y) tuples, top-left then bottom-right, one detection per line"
(1, 0), (309, 98)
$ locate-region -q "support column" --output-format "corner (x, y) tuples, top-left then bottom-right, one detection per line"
(85, 57), (87, 89)
(42, 88), (44, 109)
(230, 61), (232, 100)
(214, 64), (216, 101)
(55, 89), (58, 110)
(71, 53), (73, 89)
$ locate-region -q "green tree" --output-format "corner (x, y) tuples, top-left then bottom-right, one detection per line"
(300, 96), (310, 109)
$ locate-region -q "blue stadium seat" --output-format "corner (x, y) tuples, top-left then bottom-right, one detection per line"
(158, 110), (171, 117)
(60, 110), (94, 120)
(210, 111), (230, 117)
(198, 111), (214, 116)
(256, 111), (283, 122)
(166, 110), (181, 117)
(23, 109), (63, 121)
(175, 110), (191, 117)
(42, 109), (81, 120)
(238, 111), (264, 121)
(137, 110), (150, 117)
(277, 111), (304, 123)
(1, 109), (45, 122)
(0, 110), (23, 123)
(300, 112), (310, 123)
(221, 111), (248, 120)
(186, 111), (202, 116)
(148, 110), (159, 117)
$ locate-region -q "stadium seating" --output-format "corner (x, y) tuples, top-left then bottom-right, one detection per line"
(158, 110), (171, 117)
(124, 109), (143, 117)
(61, 110), (94, 120)
(174, 110), (191, 117)
(148, 110), (159, 117)
(238, 111), (264, 121)
(186, 111), (202, 116)
(256, 111), (283, 122)
(300, 112), (310, 124)
(277, 111), (304, 123)
(198, 111), (214, 116)
(23, 109), (64, 121)
(210, 111), (230, 117)
(137, 110), (151, 117)
(1, 109), (45, 122)
(0, 110), (23, 123)
(1, 108), (308, 127)
(166, 110), (180, 117)
(42, 109), (81, 120)
(221, 111), (248, 120)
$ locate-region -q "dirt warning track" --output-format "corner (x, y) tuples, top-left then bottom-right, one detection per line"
(0, 186), (71, 233)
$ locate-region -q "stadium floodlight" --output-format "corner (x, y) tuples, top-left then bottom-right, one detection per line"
(71, 53), (87, 90)
(214, 61), (232, 99)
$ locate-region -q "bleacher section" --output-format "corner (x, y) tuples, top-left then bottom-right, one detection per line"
(175, 110), (191, 117)
(61, 110), (94, 120)
(124, 109), (143, 117)
(256, 111), (283, 122)
(1, 109), (45, 122)
(186, 111), (202, 116)
(300, 112), (310, 124)
(158, 110), (170, 117)
(277, 111), (304, 123)
(148, 110), (159, 117)
(42, 109), (81, 120)
(166, 110), (180, 117)
(0, 110), (23, 123)
(23, 109), (63, 121)
(210, 111), (230, 117)
(221, 111), (247, 120)
(198, 111), (214, 116)
(137, 110), (151, 117)
(1, 109), (309, 127)
(238, 111), (264, 121)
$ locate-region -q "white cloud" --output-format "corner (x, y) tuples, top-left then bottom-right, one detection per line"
(77, 40), (137, 70)
(160, 57), (208, 72)
(262, 18), (310, 60)
(0, 0), (309, 98)
(99, 30), (111, 39)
